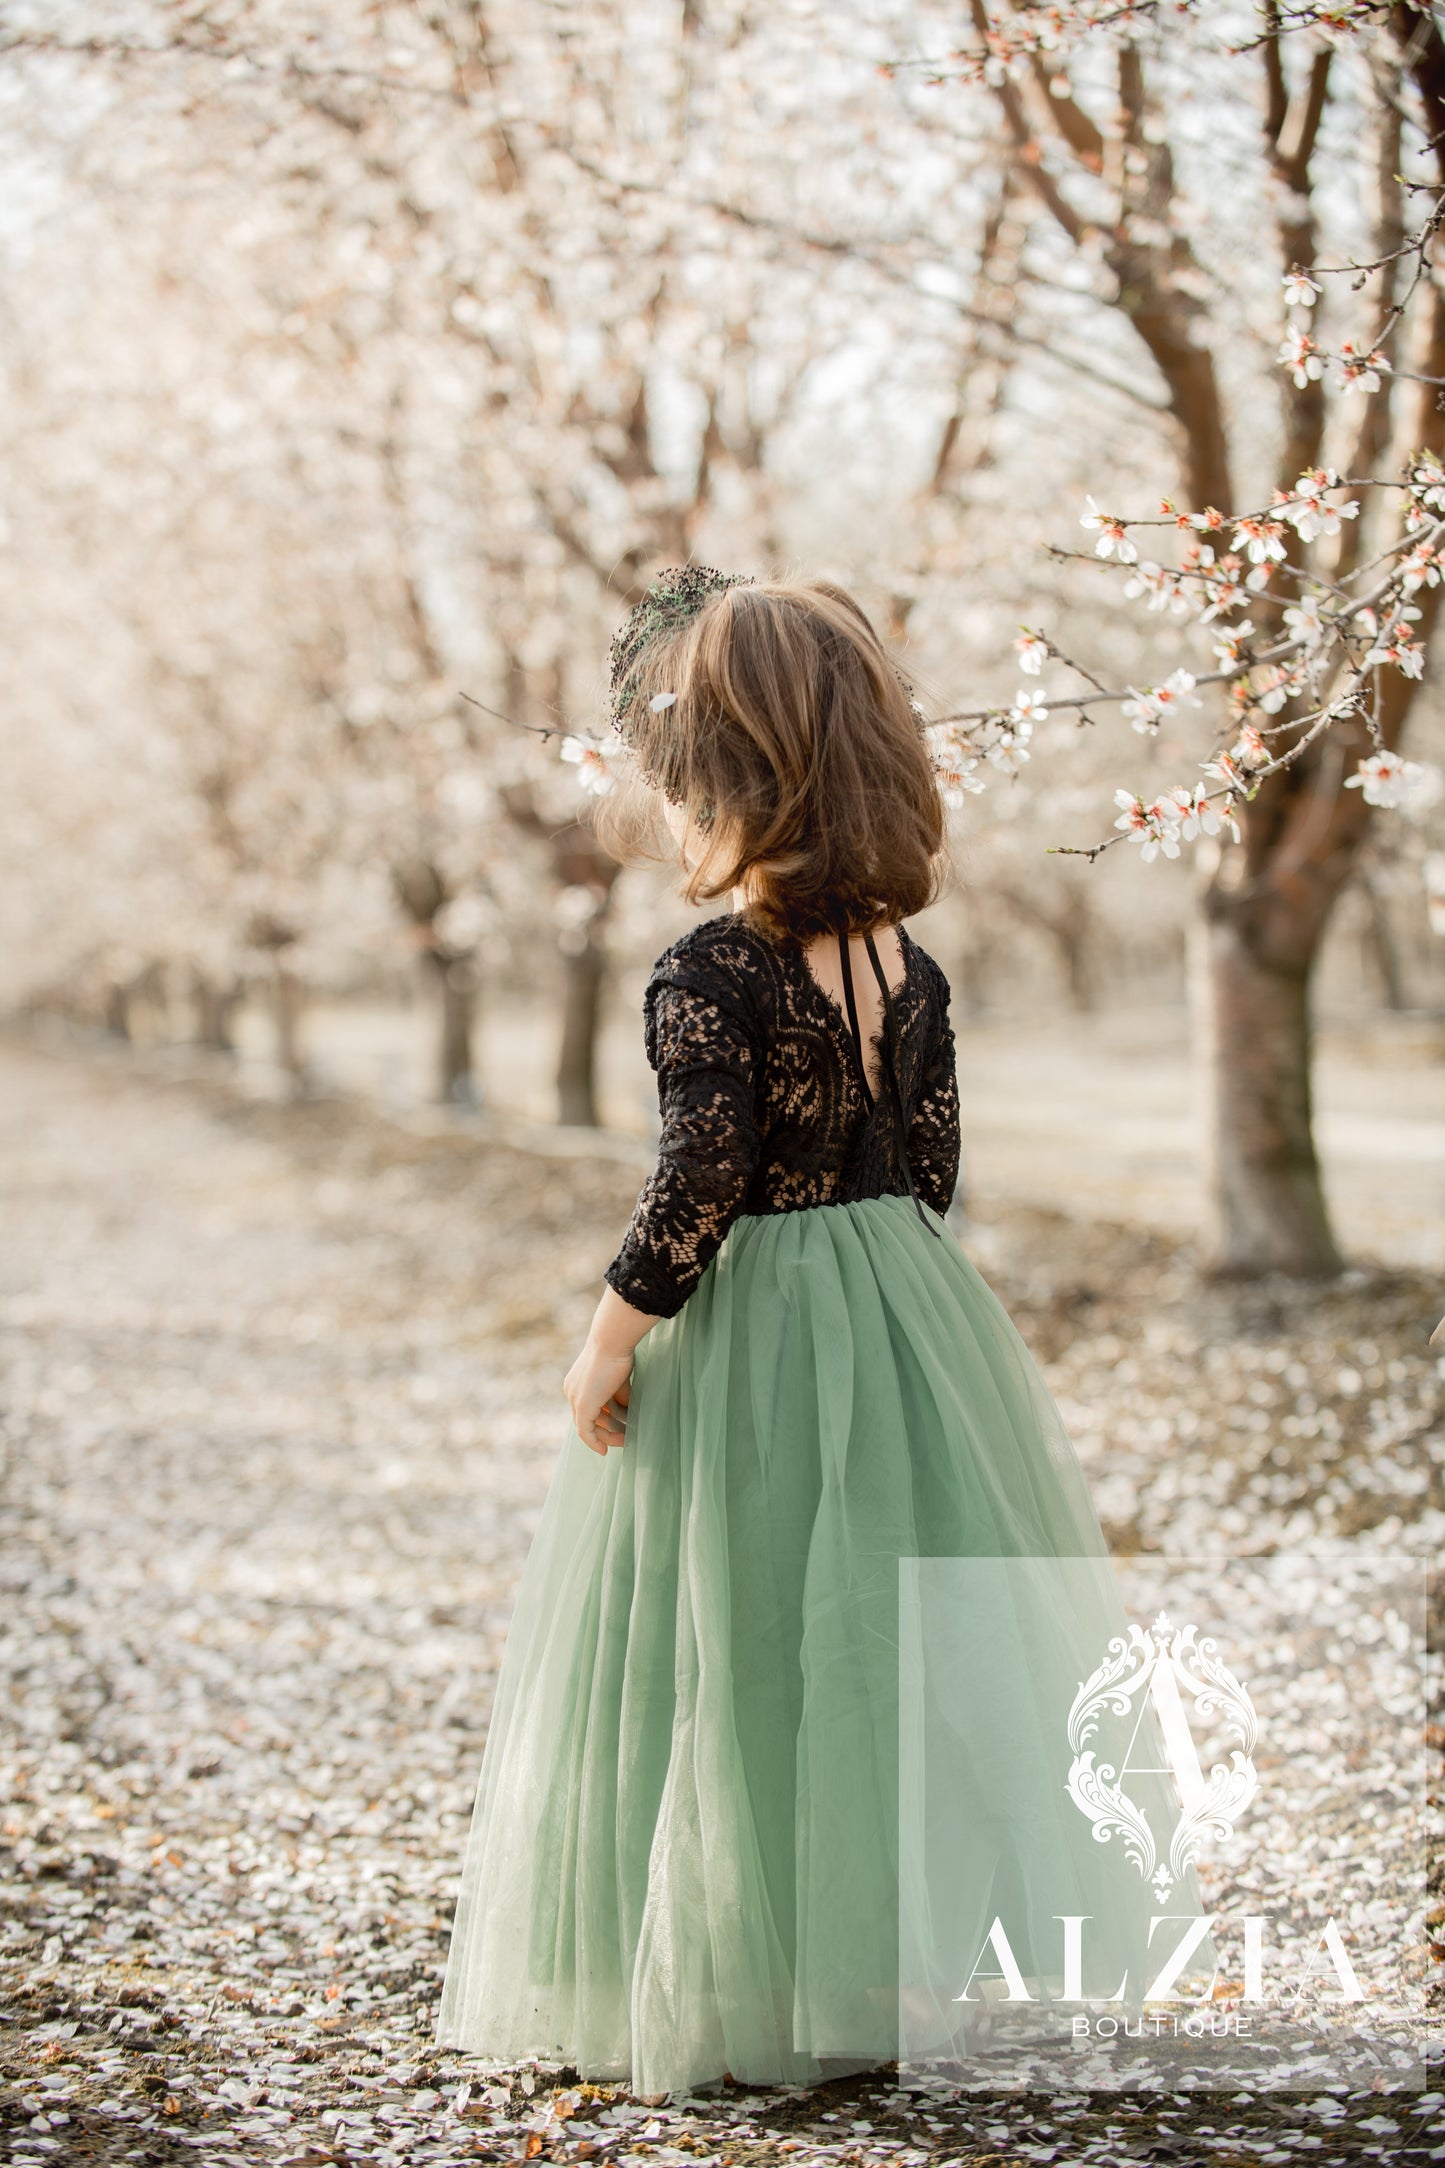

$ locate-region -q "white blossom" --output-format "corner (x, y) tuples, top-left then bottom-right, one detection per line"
(1112, 788), (1181, 862)
(1121, 669), (1200, 734)
(1278, 331), (1324, 388)
(987, 716), (1033, 774)
(1202, 725), (1269, 792)
(1080, 496), (1137, 563)
(1334, 338), (1388, 395)
(926, 722), (988, 806)
(1123, 560), (1188, 615)
(1232, 517), (1288, 567)
(1211, 620), (1255, 667)
(1399, 543), (1440, 596)
(1409, 454), (1445, 510)
(1362, 607), (1425, 678)
(559, 735), (614, 793)
(1165, 781), (1236, 843)
(1282, 594), (1325, 647)
(1343, 749), (1430, 808)
(1281, 468), (1358, 543)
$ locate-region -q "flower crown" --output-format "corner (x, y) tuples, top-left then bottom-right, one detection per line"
(606, 563), (754, 734)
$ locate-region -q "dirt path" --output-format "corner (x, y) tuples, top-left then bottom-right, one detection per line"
(0, 1040), (1439, 2165)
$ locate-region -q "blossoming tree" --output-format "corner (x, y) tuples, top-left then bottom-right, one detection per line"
(914, 0), (1445, 1273)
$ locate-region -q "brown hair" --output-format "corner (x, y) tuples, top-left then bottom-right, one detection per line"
(597, 576), (946, 943)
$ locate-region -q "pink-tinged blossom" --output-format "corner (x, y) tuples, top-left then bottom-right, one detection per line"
(1363, 613), (1425, 678)
(1202, 724), (1269, 793)
(1282, 271), (1321, 308)
(1409, 454), (1445, 510)
(1334, 339), (1388, 394)
(1113, 789), (1181, 862)
(1193, 550), (1249, 624)
(1165, 782), (1231, 842)
(1081, 496), (1138, 562)
(1344, 749), (1428, 809)
(1400, 543), (1441, 595)
(1121, 669), (1200, 734)
(1252, 663), (1299, 716)
(1232, 516), (1288, 566)
(926, 722), (988, 807)
(1189, 507), (1225, 533)
(1013, 629), (1049, 676)
(1203, 747), (1250, 791)
(1280, 467), (1358, 543)
(560, 736), (613, 794)
(1278, 331), (1324, 388)
(1211, 619), (1256, 667)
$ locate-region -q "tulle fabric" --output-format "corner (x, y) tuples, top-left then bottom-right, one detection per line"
(436, 1197), (1175, 2095)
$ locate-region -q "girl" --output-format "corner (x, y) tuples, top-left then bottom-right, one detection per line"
(436, 570), (1191, 2098)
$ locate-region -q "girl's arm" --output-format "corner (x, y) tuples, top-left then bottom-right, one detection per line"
(568, 948), (762, 1453)
(564, 1287), (659, 1456)
(907, 969), (961, 1216)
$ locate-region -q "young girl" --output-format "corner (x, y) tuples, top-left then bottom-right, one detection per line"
(436, 571), (1184, 2097)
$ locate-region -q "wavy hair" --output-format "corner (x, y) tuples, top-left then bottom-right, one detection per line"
(597, 577), (946, 943)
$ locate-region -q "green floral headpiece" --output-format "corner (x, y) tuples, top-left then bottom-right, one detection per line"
(607, 563), (754, 735)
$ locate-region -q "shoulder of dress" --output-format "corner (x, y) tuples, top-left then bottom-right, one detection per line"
(647, 912), (772, 993)
(901, 930), (954, 1011)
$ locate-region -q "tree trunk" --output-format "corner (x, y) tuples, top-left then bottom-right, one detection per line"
(272, 959), (306, 1093)
(1193, 899), (1342, 1278)
(193, 972), (239, 1053)
(558, 931), (606, 1127)
(430, 955), (478, 1105)
(103, 982), (131, 1040)
(995, 879), (1097, 1012)
(1359, 871), (1407, 1013)
(498, 770), (622, 1130)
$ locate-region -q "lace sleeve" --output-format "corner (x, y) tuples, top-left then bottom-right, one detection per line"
(602, 947), (762, 1319)
(907, 968), (960, 1217)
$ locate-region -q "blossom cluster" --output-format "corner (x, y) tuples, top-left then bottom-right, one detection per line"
(926, 698), (1039, 806)
(1057, 443), (1445, 858)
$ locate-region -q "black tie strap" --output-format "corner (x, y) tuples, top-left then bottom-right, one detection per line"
(836, 929), (940, 1237)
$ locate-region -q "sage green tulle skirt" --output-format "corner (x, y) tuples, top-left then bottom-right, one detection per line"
(436, 1197), (1190, 2095)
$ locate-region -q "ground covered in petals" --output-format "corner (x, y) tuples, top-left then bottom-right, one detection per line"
(0, 1038), (1439, 2165)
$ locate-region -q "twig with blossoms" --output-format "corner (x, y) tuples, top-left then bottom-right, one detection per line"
(1277, 181), (1445, 389)
(1048, 558), (1443, 860)
(921, 478), (1445, 860)
(460, 689), (623, 797)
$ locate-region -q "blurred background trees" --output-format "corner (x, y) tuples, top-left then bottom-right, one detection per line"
(0, 0), (1441, 1276)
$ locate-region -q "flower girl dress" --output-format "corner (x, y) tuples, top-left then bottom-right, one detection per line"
(437, 913), (1188, 2095)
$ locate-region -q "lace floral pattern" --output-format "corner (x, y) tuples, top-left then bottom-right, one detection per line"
(603, 913), (960, 1318)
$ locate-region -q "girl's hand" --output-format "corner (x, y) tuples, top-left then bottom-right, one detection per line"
(564, 1340), (634, 1455)
(564, 1286), (659, 1455)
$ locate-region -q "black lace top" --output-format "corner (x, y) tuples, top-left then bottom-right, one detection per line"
(603, 912), (960, 1319)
